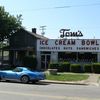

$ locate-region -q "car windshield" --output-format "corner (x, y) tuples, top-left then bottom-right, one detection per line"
(13, 67), (23, 72)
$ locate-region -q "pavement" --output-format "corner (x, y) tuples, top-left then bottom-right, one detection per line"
(42, 73), (100, 86)
(83, 74), (100, 86)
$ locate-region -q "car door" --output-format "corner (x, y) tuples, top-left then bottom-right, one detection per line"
(5, 71), (18, 80)
(5, 68), (23, 80)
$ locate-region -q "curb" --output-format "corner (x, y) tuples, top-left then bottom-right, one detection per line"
(41, 80), (89, 85)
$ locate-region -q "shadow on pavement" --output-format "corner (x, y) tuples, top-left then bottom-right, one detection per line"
(0, 80), (50, 85)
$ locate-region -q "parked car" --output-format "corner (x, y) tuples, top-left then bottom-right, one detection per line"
(0, 67), (46, 83)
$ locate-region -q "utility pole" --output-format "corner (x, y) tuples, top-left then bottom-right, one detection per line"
(40, 26), (46, 36)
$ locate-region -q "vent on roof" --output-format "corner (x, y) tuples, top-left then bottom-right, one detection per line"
(32, 28), (36, 34)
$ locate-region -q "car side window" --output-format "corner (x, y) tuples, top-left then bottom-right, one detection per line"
(13, 68), (23, 72)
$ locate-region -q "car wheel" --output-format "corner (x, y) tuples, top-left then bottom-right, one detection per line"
(21, 75), (29, 83)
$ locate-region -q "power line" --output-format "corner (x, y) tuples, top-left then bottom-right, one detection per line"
(54, 3), (100, 9)
(9, 3), (100, 13)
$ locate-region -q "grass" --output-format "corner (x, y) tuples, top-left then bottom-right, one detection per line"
(46, 73), (89, 81)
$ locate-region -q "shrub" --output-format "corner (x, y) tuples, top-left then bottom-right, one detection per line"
(84, 64), (92, 73)
(22, 56), (37, 70)
(58, 62), (70, 72)
(49, 62), (59, 69)
(92, 63), (100, 73)
(49, 62), (70, 72)
(70, 64), (82, 73)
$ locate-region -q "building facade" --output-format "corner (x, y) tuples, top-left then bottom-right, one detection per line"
(37, 39), (100, 70)
(1, 28), (47, 69)
(2, 27), (100, 70)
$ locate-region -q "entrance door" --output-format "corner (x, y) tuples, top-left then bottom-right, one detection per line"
(41, 54), (50, 70)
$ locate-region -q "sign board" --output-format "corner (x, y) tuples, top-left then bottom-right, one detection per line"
(37, 39), (100, 52)
(59, 29), (83, 38)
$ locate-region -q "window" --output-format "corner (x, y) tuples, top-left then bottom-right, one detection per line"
(13, 67), (23, 72)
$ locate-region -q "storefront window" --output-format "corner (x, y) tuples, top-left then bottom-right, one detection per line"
(58, 52), (77, 62)
(58, 52), (97, 63)
(78, 53), (97, 62)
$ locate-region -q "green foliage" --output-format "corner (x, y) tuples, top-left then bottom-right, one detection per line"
(59, 62), (70, 72)
(49, 62), (100, 73)
(70, 64), (82, 73)
(49, 62), (70, 72)
(0, 6), (22, 42)
(49, 62), (59, 69)
(46, 73), (89, 81)
(22, 56), (37, 70)
(83, 64), (92, 73)
(92, 63), (100, 73)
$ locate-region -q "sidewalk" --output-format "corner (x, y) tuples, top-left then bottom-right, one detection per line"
(83, 74), (100, 86)
(42, 74), (100, 86)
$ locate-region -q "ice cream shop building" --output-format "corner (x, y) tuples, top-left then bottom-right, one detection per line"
(36, 29), (100, 70)
(2, 28), (100, 70)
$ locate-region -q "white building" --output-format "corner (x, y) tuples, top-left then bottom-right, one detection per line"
(37, 39), (100, 70)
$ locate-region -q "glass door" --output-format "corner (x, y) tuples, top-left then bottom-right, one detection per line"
(41, 55), (45, 69)
(46, 55), (50, 69)
(41, 54), (50, 70)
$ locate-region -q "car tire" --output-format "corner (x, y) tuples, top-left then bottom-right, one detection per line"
(21, 75), (29, 84)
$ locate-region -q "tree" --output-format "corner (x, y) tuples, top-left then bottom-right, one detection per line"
(0, 6), (22, 42)
(0, 6), (22, 67)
